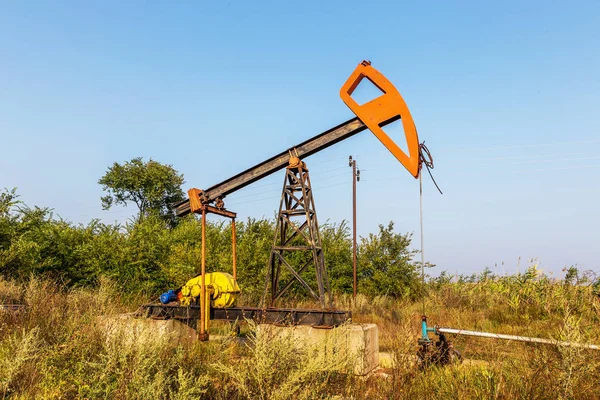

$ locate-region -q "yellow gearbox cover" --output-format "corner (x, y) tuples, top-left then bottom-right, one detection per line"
(181, 272), (241, 308)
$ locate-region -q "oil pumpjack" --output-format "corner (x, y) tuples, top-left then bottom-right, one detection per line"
(142, 61), (424, 341)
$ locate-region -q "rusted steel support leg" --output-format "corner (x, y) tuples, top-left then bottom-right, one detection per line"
(204, 289), (211, 332)
(199, 209), (209, 341)
(232, 218), (237, 281)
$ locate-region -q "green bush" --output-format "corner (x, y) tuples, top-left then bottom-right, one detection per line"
(0, 188), (425, 301)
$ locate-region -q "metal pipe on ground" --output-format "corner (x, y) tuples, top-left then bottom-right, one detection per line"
(437, 328), (600, 350)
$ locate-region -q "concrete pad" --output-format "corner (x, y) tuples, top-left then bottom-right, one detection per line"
(256, 323), (379, 375)
(98, 314), (197, 346)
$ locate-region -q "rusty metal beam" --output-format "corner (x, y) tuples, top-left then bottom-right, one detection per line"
(276, 252), (320, 302)
(272, 259), (312, 303)
(203, 205), (236, 219)
(174, 117), (366, 216)
(142, 304), (352, 328)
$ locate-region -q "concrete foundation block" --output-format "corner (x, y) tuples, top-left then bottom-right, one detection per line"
(98, 314), (197, 346)
(256, 323), (379, 375)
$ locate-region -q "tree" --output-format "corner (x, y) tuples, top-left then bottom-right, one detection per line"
(321, 220), (353, 294)
(357, 221), (423, 299)
(0, 188), (20, 217)
(0, 188), (21, 254)
(98, 158), (185, 222)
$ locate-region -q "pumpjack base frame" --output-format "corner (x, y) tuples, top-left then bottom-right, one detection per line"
(141, 304), (351, 328)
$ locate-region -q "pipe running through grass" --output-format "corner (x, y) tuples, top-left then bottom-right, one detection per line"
(437, 328), (600, 350)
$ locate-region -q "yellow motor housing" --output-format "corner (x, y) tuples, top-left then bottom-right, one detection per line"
(180, 272), (240, 308)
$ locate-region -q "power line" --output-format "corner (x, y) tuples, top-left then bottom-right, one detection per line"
(359, 162), (600, 180)
(312, 181), (352, 190)
(457, 139), (600, 152)
(310, 165), (349, 176)
(511, 155), (600, 165)
(313, 139), (600, 163)
(512, 164), (600, 173)
(357, 153), (600, 170)
(226, 171), (350, 201)
(473, 151), (600, 162)
(225, 180), (352, 207)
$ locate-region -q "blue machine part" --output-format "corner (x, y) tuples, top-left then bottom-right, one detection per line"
(418, 315), (437, 344)
(160, 290), (177, 304)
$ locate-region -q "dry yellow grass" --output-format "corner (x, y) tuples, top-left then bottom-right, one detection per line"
(0, 275), (599, 399)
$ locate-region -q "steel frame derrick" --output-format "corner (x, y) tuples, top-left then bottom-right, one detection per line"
(263, 160), (332, 309)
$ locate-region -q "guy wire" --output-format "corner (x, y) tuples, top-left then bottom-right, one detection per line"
(420, 172), (425, 316)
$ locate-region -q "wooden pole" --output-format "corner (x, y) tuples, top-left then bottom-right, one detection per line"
(352, 160), (357, 300)
(349, 156), (358, 300)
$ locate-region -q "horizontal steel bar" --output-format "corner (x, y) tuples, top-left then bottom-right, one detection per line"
(272, 246), (320, 251)
(141, 304), (351, 328)
(438, 328), (600, 350)
(282, 210), (313, 216)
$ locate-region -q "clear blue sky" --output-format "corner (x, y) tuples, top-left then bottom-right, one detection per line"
(1, 1), (599, 277)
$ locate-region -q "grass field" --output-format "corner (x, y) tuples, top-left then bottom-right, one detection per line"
(1, 272), (599, 399)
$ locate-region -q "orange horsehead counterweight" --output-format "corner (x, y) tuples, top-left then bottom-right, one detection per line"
(340, 60), (421, 178)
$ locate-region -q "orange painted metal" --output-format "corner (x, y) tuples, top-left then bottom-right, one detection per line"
(340, 61), (421, 178)
(231, 219), (237, 281)
(187, 188), (204, 214)
(187, 189), (237, 219)
(186, 188), (237, 339)
(199, 208), (208, 341)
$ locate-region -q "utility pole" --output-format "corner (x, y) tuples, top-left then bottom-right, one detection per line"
(349, 156), (360, 300)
